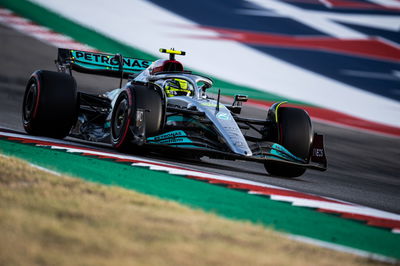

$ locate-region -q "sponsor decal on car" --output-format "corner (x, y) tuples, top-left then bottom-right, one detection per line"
(201, 102), (224, 108)
(71, 50), (151, 71)
(216, 112), (231, 121)
(147, 130), (193, 144)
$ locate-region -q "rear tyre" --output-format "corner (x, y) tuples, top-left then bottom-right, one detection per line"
(22, 70), (77, 138)
(111, 85), (165, 152)
(264, 107), (313, 178)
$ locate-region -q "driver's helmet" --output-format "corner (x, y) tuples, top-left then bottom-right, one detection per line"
(163, 78), (193, 97)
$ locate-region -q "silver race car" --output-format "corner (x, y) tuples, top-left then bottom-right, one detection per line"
(22, 48), (327, 177)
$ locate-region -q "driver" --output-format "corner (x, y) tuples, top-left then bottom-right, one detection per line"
(163, 78), (193, 97)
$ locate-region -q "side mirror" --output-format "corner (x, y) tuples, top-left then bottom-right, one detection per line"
(227, 106), (242, 114)
(233, 94), (248, 106)
(228, 94), (248, 114)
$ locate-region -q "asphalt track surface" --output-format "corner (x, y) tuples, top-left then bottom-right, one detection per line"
(1, 24), (400, 214)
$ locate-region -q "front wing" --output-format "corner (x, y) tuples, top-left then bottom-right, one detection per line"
(145, 130), (327, 171)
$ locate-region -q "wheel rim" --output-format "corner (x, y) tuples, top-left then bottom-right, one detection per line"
(112, 98), (129, 139)
(23, 83), (37, 122)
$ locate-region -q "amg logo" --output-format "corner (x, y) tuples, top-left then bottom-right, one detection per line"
(313, 148), (324, 157)
(73, 51), (151, 69)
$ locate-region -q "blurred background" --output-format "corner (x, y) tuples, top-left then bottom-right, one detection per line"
(1, 0), (400, 213)
(1, 0), (399, 129)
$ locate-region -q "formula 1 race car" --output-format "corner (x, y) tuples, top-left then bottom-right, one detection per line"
(22, 48), (327, 177)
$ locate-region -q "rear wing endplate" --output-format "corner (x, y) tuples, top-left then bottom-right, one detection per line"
(57, 48), (153, 78)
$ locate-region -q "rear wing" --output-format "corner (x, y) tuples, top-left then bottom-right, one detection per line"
(57, 48), (153, 78)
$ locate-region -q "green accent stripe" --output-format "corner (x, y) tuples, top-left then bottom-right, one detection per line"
(1, 0), (313, 106)
(1, 138), (399, 259)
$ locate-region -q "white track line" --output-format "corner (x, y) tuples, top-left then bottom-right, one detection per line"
(1, 130), (400, 234)
(1, 133), (399, 262)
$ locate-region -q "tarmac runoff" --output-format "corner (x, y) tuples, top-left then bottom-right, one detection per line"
(0, 5), (399, 137)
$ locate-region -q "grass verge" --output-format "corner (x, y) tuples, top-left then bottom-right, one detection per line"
(0, 154), (385, 266)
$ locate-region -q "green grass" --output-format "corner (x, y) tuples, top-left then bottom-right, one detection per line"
(1, 138), (399, 260)
(0, 154), (383, 266)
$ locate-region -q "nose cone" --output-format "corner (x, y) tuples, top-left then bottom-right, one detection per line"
(221, 126), (252, 156)
(201, 101), (252, 156)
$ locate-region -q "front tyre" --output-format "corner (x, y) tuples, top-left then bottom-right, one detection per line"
(110, 85), (165, 152)
(264, 107), (313, 178)
(111, 90), (133, 151)
(22, 70), (77, 139)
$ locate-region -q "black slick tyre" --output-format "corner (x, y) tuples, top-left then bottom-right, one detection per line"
(111, 90), (133, 151)
(111, 85), (165, 152)
(264, 107), (313, 178)
(22, 70), (77, 139)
